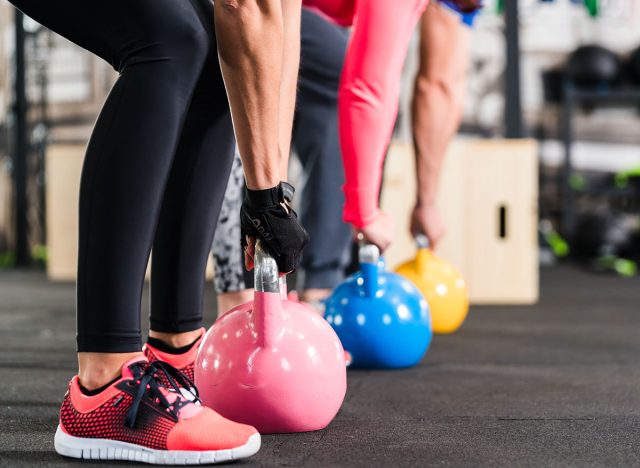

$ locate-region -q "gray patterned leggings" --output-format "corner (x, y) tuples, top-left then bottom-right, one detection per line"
(211, 153), (252, 293)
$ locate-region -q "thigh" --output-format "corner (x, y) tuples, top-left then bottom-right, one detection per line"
(187, 0), (229, 109)
(9, 0), (117, 62)
(9, 0), (208, 70)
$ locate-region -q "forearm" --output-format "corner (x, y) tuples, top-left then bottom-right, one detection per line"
(412, 76), (459, 206)
(412, 3), (470, 206)
(214, 0), (283, 190)
(278, 0), (301, 180)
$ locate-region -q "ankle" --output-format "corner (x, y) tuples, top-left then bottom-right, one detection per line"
(148, 329), (202, 349)
(78, 352), (143, 391)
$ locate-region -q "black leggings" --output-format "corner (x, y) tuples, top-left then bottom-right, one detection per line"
(10, 0), (235, 352)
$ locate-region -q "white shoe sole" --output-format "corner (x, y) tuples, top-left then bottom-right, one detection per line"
(54, 426), (261, 465)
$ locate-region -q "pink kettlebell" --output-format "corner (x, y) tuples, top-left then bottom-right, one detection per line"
(195, 241), (347, 433)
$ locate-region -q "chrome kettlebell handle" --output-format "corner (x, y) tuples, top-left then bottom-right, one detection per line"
(356, 233), (381, 298)
(254, 240), (280, 293)
(415, 234), (430, 249)
(356, 232), (380, 265)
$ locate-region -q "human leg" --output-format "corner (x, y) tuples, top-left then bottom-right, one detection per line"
(11, 0), (211, 389)
(293, 9), (351, 300)
(211, 153), (254, 314)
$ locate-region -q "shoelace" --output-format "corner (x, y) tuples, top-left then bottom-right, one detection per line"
(124, 362), (199, 429)
(154, 361), (199, 398)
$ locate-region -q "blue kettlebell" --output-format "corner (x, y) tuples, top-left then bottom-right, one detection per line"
(324, 242), (432, 369)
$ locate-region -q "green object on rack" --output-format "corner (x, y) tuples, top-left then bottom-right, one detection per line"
(539, 220), (570, 258)
(584, 0), (599, 17)
(614, 167), (640, 189)
(496, 0), (504, 14)
(597, 255), (638, 277)
(0, 251), (15, 268)
(546, 231), (570, 258)
(31, 244), (48, 264)
(569, 173), (587, 192)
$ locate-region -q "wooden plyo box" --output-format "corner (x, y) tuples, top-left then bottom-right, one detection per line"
(45, 144), (214, 281)
(381, 139), (539, 305)
(46, 145), (83, 281)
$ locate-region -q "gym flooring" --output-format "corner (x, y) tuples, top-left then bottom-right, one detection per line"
(1, 266), (639, 467)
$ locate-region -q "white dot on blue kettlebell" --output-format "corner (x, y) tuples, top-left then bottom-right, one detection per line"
(397, 304), (410, 320)
(401, 281), (414, 293)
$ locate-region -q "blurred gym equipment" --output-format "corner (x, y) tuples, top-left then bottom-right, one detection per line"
(567, 45), (621, 87)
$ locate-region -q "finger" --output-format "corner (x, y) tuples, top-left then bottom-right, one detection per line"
(410, 221), (419, 238)
(366, 235), (385, 252)
(274, 252), (294, 275)
(244, 236), (255, 270)
(379, 238), (392, 252)
(244, 251), (253, 271)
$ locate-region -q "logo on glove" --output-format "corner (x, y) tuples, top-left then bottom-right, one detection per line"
(251, 217), (272, 241)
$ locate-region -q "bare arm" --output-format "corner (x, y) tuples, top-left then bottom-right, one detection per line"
(214, 0), (286, 190)
(215, 0), (306, 272)
(278, 0), (301, 180)
(411, 2), (470, 247)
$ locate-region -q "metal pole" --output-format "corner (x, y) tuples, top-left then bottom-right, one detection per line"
(561, 82), (575, 236)
(504, 0), (524, 138)
(13, 9), (29, 266)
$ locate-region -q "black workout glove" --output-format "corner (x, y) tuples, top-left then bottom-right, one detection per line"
(240, 182), (309, 273)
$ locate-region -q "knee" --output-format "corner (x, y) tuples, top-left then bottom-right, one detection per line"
(414, 73), (462, 109)
(169, 21), (210, 77)
(117, 11), (212, 80)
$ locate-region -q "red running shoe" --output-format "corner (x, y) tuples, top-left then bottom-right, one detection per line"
(54, 357), (260, 464)
(143, 328), (205, 384)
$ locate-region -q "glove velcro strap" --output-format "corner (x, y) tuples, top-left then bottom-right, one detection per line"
(281, 182), (295, 203)
(245, 184), (282, 207)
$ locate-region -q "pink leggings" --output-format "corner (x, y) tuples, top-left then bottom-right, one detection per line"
(338, 0), (429, 227)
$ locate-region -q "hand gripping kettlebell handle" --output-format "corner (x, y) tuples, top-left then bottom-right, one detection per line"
(356, 232), (380, 265)
(254, 240), (280, 293)
(356, 233), (380, 298)
(414, 234), (431, 273)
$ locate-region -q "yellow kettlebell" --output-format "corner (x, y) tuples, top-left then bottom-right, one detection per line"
(395, 235), (469, 334)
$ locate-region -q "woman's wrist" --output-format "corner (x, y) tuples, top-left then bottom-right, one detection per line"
(244, 174), (281, 191)
(415, 194), (437, 208)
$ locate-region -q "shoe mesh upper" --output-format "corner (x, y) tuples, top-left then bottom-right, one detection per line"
(60, 389), (175, 450)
